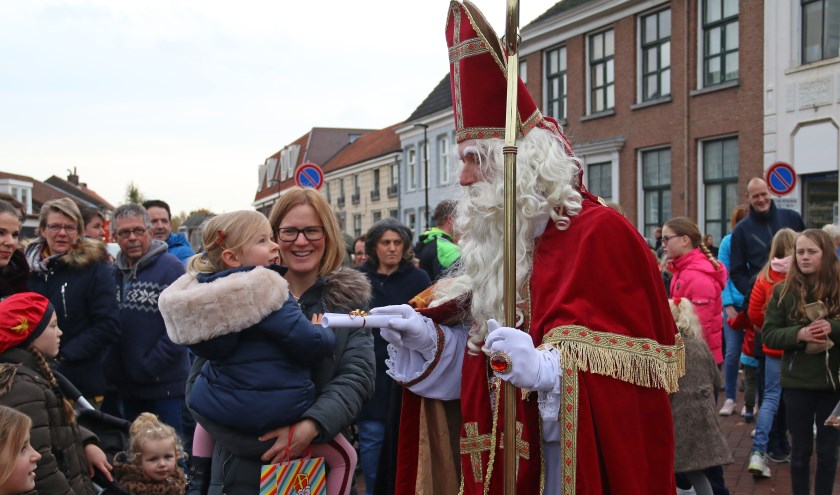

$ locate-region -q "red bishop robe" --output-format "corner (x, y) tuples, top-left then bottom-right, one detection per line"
(396, 197), (683, 494)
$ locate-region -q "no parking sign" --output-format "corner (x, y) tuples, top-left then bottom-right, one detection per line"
(294, 163), (324, 190)
(765, 162), (797, 196)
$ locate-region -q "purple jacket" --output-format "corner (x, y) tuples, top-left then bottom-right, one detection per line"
(669, 248), (728, 364)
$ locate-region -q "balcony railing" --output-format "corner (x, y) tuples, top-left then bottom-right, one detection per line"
(351, 191), (361, 205)
(337, 196), (345, 208)
(387, 184), (398, 198)
(370, 190), (381, 201)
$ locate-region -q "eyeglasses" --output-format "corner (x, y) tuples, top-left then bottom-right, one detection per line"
(661, 234), (685, 244)
(274, 226), (325, 242)
(115, 227), (149, 239)
(45, 224), (78, 234)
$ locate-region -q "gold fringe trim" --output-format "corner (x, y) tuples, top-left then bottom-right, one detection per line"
(540, 325), (685, 393)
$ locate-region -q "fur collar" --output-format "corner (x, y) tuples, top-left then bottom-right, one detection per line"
(112, 461), (186, 495)
(24, 238), (109, 271)
(317, 266), (372, 311)
(158, 266), (288, 346)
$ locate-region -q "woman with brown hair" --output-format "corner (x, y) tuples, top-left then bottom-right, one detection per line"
(763, 229), (840, 495)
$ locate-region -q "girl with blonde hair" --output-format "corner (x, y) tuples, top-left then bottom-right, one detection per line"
(111, 412), (186, 494)
(0, 406), (40, 495)
(160, 209), (356, 495)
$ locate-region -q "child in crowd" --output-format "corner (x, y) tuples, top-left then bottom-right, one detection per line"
(669, 298), (732, 495)
(0, 292), (112, 494)
(0, 406), (41, 495)
(159, 210), (355, 495)
(111, 412), (186, 495)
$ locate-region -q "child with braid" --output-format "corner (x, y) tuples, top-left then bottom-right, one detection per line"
(0, 292), (112, 495)
(663, 217), (728, 365)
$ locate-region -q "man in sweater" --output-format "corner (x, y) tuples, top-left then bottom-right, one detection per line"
(108, 203), (189, 435)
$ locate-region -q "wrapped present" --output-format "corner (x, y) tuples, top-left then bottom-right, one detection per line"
(260, 457), (325, 495)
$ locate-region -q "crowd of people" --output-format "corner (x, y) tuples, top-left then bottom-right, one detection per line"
(2, 2), (840, 494)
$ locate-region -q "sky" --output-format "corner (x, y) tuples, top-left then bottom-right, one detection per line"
(0, 0), (560, 216)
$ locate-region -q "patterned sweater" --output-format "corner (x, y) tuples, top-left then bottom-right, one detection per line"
(106, 240), (190, 400)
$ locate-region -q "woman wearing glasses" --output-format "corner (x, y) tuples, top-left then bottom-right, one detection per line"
(24, 198), (120, 405)
(184, 187), (374, 495)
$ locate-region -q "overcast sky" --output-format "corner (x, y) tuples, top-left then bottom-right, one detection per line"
(0, 0), (559, 215)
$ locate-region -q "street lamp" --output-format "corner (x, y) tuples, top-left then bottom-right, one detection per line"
(414, 123), (430, 230)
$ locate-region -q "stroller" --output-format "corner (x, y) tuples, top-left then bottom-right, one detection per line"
(56, 372), (133, 495)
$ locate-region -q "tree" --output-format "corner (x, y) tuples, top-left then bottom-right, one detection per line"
(125, 181), (145, 204)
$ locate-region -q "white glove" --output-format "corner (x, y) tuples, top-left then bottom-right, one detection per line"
(484, 319), (559, 391)
(371, 304), (436, 355)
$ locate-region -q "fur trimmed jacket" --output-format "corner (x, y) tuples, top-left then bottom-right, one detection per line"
(0, 349), (98, 495)
(159, 265), (335, 434)
(184, 266), (374, 495)
(111, 461), (186, 495)
(25, 238), (121, 398)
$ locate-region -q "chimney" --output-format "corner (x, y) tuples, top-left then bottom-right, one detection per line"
(67, 166), (79, 186)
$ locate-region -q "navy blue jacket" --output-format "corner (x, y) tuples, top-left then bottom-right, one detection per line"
(186, 266), (336, 434)
(26, 239), (121, 398)
(358, 261), (431, 421)
(730, 200), (805, 295)
(109, 240), (189, 401)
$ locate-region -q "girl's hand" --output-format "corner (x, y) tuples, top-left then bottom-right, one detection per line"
(84, 444), (113, 481)
(798, 320), (832, 343)
(311, 313), (323, 325)
(259, 419), (319, 463)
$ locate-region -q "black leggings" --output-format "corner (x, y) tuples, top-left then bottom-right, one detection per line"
(784, 388), (840, 495)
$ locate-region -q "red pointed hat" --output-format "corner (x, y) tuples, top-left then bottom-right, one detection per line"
(445, 0), (564, 143)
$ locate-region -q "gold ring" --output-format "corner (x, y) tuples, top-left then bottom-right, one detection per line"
(489, 351), (513, 374)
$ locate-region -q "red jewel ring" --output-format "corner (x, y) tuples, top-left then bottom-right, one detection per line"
(490, 351), (513, 374)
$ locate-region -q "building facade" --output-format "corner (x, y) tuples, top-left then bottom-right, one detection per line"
(520, 0), (764, 242)
(764, 0), (840, 228)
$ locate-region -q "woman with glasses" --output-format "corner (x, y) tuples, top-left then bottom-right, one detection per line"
(24, 198), (120, 405)
(184, 187), (374, 495)
(763, 229), (840, 495)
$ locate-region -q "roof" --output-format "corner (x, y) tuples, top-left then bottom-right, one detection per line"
(322, 123), (402, 173)
(525, 0), (597, 27)
(44, 176), (111, 210)
(182, 211), (213, 228)
(406, 74), (452, 122)
(254, 127), (375, 202)
(0, 171), (66, 209)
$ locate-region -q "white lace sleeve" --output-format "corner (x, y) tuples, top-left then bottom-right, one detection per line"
(537, 348), (563, 422)
(386, 323), (468, 400)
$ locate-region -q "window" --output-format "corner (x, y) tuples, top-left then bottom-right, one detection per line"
(545, 46), (567, 120)
(703, 137), (739, 242)
(389, 209), (398, 219)
(589, 30), (615, 113)
(642, 148), (672, 239)
(326, 182), (332, 203)
(391, 163), (399, 185)
(408, 148), (417, 190)
(423, 141), (430, 189)
(405, 210), (416, 233)
(587, 162), (613, 201)
(438, 136), (450, 185)
(353, 214), (362, 237)
(373, 210), (382, 224)
(519, 60), (528, 83)
(641, 9), (671, 101)
(702, 0), (739, 86)
(373, 169), (380, 191)
(802, 0), (840, 64)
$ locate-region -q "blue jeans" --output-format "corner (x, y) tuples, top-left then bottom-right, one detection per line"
(752, 356), (781, 453)
(122, 398), (185, 438)
(722, 315), (744, 401)
(357, 420), (385, 495)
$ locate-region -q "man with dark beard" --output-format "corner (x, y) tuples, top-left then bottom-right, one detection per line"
(370, 2), (683, 494)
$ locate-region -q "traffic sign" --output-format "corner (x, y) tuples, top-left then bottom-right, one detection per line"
(294, 163), (324, 190)
(765, 162), (797, 196)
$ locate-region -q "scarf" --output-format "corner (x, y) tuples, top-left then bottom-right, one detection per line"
(24, 239), (65, 277)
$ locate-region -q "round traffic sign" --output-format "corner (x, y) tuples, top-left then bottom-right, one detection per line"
(765, 162), (796, 196)
(294, 163), (324, 190)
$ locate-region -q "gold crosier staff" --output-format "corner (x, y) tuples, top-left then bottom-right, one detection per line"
(502, 0), (520, 493)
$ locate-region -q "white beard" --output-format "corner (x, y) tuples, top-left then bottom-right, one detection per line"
(432, 128), (583, 353)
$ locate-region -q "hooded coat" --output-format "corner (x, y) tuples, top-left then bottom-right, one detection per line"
(669, 248), (728, 363)
(159, 265), (335, 434)
(165, 232), (195, 266)
(185, 266), (374, 495)
(0, 348), (98, 495)
(26, 238), (121, 398)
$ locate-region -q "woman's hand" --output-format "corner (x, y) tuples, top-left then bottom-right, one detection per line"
(797, 319), (832, 343)
(84, 444), (113, 481)
(259, 419), (319, 463)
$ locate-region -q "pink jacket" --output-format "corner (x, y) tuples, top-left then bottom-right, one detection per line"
(669, 248), (728, 364)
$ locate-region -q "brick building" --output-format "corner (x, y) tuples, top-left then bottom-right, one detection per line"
(520, 0), (764, 242)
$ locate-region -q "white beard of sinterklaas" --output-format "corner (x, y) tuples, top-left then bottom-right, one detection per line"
(432, 128), (584, 354)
